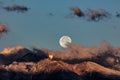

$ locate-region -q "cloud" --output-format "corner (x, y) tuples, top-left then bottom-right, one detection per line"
(0, 23), (9, 38)
(37, 41), (120, 70)
(70, 6), (84, 17)
(116, 12), (120, 18)
(3, 4), (29, 13)
(85, 9), (110, 21)
(69, 7), (111, 21)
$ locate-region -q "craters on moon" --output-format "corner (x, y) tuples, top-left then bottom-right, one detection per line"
(59, 36), (72, 48)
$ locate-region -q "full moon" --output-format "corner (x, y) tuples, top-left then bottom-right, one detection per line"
(59, 36), (72, 48)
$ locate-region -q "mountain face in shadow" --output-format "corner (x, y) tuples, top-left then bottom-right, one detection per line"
(0, 46), (48, 65)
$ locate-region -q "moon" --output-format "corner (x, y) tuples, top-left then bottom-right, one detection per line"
(59, 36), (72, 48)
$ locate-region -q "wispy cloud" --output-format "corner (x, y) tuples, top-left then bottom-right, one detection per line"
(85, 9), (110, 21)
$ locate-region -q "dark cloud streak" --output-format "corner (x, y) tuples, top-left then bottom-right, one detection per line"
(3, 4), (29, 13)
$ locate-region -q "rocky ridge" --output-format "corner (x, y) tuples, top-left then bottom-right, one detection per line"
(0, 45), (119, 80)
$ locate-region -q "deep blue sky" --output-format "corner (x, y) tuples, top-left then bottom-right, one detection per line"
(0, 0), (120, 50)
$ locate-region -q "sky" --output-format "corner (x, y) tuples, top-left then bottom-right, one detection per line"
(0, 0), (120, 50)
